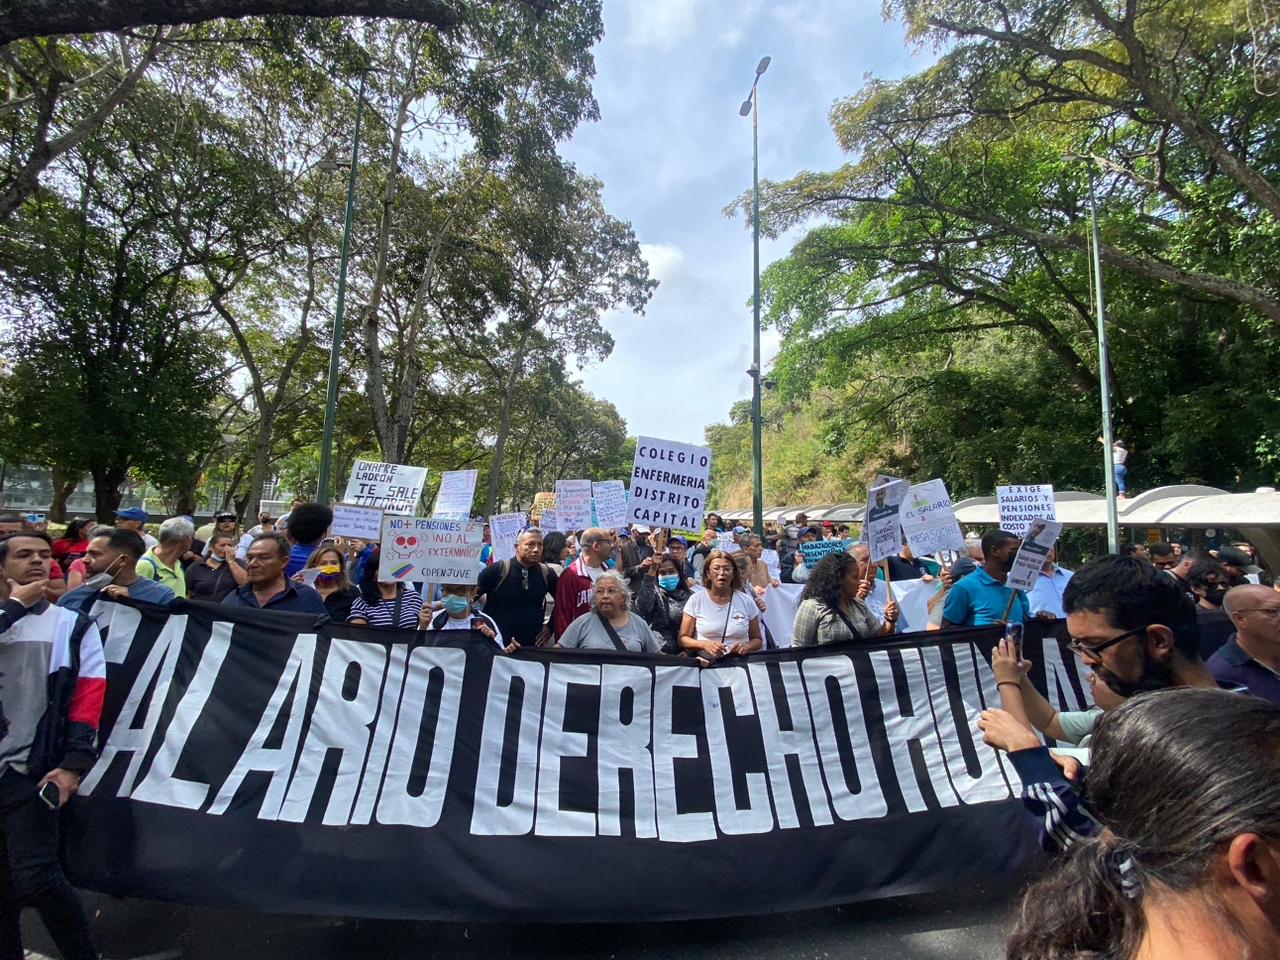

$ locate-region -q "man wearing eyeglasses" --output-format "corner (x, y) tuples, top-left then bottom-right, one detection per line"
(1207, 585), (1280, 705)
(1061, 554), (1219, 699)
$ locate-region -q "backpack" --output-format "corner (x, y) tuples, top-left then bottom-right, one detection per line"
(490, 559), (555, 594)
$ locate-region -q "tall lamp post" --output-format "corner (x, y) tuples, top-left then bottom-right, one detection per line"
(1067, 153), (1121, 553)
(316, 66), (376, 505)
(740, 55), (770, 535)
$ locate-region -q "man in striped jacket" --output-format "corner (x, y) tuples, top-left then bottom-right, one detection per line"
(0, 532), (105, 960)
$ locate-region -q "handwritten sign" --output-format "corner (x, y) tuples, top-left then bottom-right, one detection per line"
(432, 469), (478, 520)
(627, 436), (712, 530)
(343, 460), (427, 516)
(489, 512), (526, 564)
(762, 548), (781, 580)
(900, 478), (965, 557)
(800, 538), (851, 568)
(530, 492), (556, 522)
(379, 517), (483, 585)
(866, 478), (910, 563)
(329, 503), (384, 542)
(1007, 518), (1063, 591)
(555, 479), (594, 530)
(592, 480), (628, 528)
(997, 485), (1057, 537)
(540, 509), (559, 533)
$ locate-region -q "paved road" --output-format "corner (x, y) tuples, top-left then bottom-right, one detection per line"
(22, 884), (1015, 960)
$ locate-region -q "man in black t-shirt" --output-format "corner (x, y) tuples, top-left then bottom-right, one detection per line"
(477, 528), (558, 647)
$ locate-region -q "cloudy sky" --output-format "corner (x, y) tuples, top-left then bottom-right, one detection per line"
(561, 0), (926, 446)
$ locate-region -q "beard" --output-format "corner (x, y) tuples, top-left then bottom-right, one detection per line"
(1094, 648), (1176, 700)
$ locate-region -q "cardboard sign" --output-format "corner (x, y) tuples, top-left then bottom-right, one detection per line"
(996, 485), (1057, 537)
(488, 512), (526, 564)
(344, 460), (428, 516)
(592, 480), (629, 528)
(379, 517), (483, 585)
(800, 538), (851, 568)
(555, 479), (594, 530)
(432, 470), (478, 520)
(330, 503), (385, 542)
(1007, 518), (1063, 591)
(866, 478), (910, 563)
(530, 492), (556, 522)
(900, 479), (965, 557)
(627, 437), (712, 530)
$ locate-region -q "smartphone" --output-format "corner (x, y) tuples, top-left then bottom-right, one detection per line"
(1005, 621), (1024, 661)
(37, 781), (59, 810)
(22, 513), (45, 524)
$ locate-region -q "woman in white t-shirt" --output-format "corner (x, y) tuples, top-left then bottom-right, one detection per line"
(679, 550), (762, 659)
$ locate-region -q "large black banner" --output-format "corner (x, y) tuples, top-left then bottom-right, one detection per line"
(62, 599), (1091, 922)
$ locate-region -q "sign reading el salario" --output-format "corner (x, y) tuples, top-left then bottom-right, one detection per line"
(626, 436), (712, 530)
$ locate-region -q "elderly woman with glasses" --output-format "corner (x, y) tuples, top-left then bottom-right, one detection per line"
(556, 570), (663, 653)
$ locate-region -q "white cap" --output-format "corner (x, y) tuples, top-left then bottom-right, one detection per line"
(632, 524), (651, 533)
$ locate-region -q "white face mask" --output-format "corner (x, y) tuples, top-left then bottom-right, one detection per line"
(83, 554), (125, 591)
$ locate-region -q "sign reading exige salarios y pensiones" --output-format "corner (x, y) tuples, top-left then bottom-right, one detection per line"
(626, 437), (712, 530)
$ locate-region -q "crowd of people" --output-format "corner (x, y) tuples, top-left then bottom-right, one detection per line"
(0, 501), (1279, 958)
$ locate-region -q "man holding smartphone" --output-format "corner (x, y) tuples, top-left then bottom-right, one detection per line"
(0, 532), (104, 960)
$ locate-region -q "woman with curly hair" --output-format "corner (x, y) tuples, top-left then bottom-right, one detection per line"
(791, 550), (899, 646)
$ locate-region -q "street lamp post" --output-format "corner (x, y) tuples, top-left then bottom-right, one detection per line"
(316, 67), (375, 506)
(1068, 154), (1121, 553)
(740, 55), (770, 535)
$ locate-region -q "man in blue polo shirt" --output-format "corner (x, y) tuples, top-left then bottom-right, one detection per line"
(1207, 584), (1280, 705)
(223, 534), (327, 615)
(941, 529), (1028, 627)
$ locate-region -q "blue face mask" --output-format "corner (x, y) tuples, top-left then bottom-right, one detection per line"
(605, 557), (616, 569)
(658, 574), (681, 591)
(441, 595), (471, 616)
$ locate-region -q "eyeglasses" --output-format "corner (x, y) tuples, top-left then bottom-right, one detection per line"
(1066, 625), (1148, 658)
(1237, 607), (1280, 618)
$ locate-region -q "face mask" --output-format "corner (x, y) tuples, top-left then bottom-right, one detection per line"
(605, 557), (616, 569)
(658, 575), (681, 591)
(441, 594), (472, 616)
(83, 555), (125, 591)
(1203, 585), (1227, 606)
(315, 564), (341, 582)
(208, 550), (225, 564)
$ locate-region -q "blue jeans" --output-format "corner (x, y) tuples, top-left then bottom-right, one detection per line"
(1114, 462), (1127, 493)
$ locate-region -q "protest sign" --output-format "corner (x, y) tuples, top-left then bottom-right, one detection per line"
(592, 480), (628, 528)
(432, 470), (478, 520)
(540, 510), (559, 532)
(715, 532), (737, 553)
(555, 479), (594, 530)
(800, 538), (851, 568)
(1007, 518), (1063, 592)
(343, 460), (428, 516)
(900, 479), (965, 557)
(996, 485), (1057, 537)
(762, 548), (781, 581)
(488, 513), (525, 564)
(379, 517), (483, 584)
(71, 597), (1083, 923)
(866, 478), (910, 563)
(627, 437), (712, 530)
(329, 503), (385, 542)
(530, 492), (556, 522)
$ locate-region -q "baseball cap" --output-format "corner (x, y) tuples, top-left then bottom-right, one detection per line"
(823, 520), (834, 527)
(667, 534), (688, 546)
(215, 511), (236, 522)
(618, 526), (631, 537)
(632, 524), (651, 534)
(115, 507), (148, 522)
(732, 525), (747, 534)
(1217, 545), (1262, 574)
(950, 557), (978, 581)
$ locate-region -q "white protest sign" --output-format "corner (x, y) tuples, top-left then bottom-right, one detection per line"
(330, 503), (385, 542)
(555, 479), (594, 530)
(997, 485), (1057, 537)
(900, 478), (965, 557)
(432, 469), (478, 519)
(592, 480), (628, 528)
(627, 436), (712, 530)
(1007, 518), (1063, 592)
(540, 510), (559, 533)
(489, 512), (525, 564)
(860, 473), (905, 543)
(343, 459), (428, 516)
(715, 533), (737, 553)
(866, 478), (910, 563)
(762, 548), (782, 581)
(379, 517), (483, 585)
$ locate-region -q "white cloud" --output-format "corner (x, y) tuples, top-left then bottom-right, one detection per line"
(626, 0), (700, 49)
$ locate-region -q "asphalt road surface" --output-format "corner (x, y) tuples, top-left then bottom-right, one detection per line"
(21, 883), (1017, 960)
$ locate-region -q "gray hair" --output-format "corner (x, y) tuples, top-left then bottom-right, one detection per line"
(158, 516), (195, 544)
(515, 527), (543, 545)
(738, 533), (761, 549)
(590, 569), (632, 608)
(88, 524), (114, 539)
(847, 541), (870, 560)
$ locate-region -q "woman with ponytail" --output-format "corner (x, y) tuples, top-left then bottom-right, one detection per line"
(1008, 688), (1280, 960)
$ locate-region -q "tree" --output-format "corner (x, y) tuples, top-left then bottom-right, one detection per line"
(0, 0), (556, 45)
